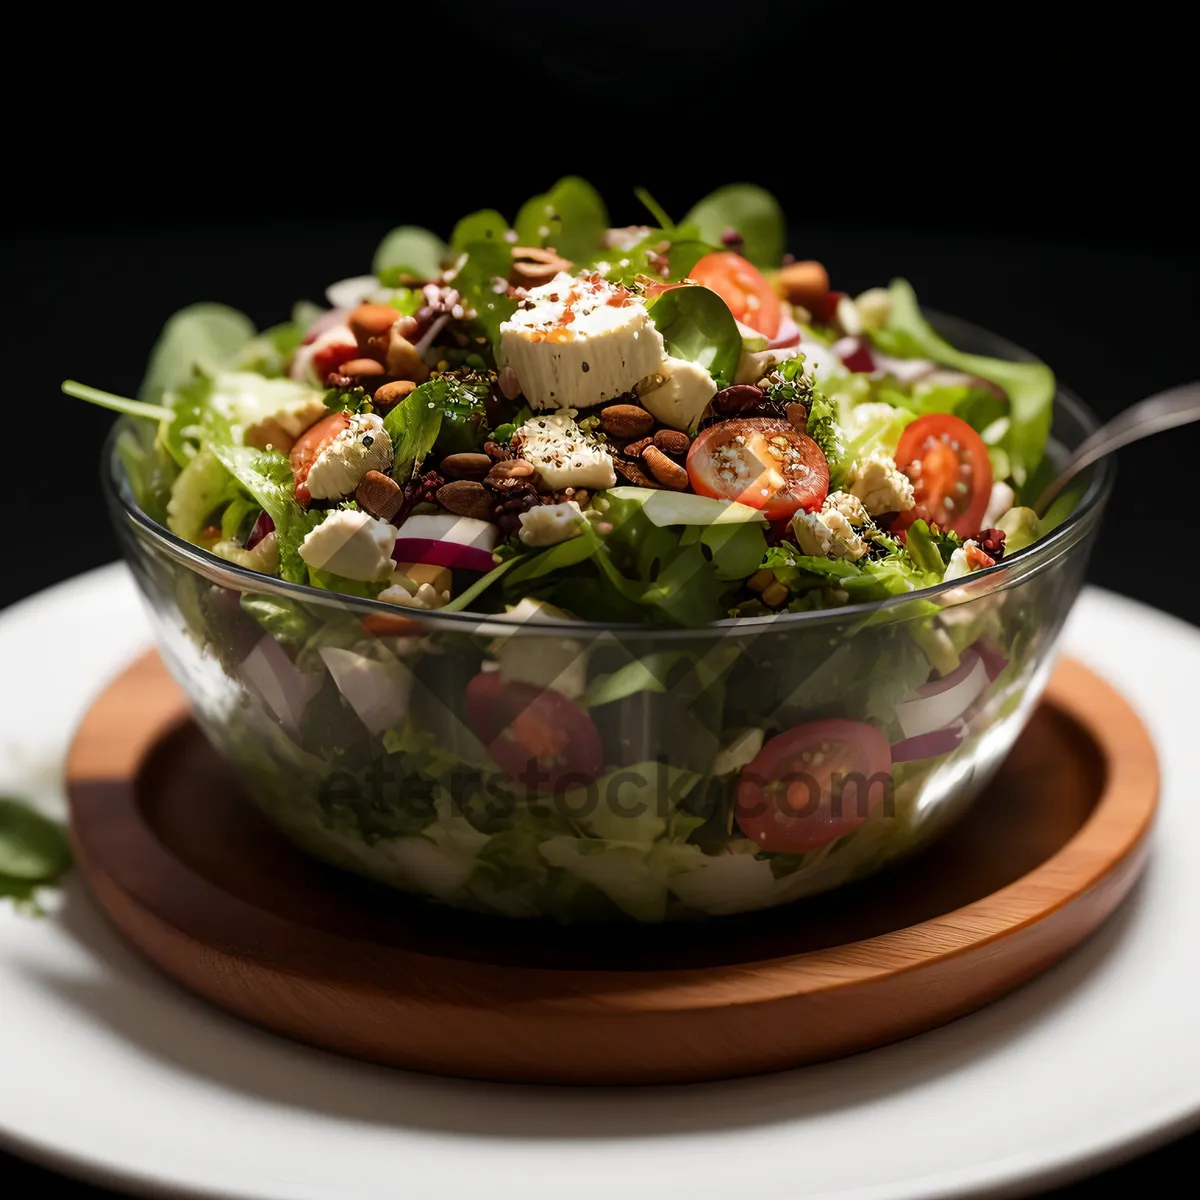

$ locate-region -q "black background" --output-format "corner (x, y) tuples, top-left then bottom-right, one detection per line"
(2, 2), (1197, 1195)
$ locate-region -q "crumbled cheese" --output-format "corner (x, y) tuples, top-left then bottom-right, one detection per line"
(791, 500), (869, 562)
(942, 539), (996, 582)
(500, 272), (665, 411)
(487, 598), (587, 699)
(846, 451), (916, 515)
(512, 413), (616, 490)
(518, 500), (586, 547)
(637, 354), (717, 431)
(376, 580), (450, 609)
(305, 413), (393, 501)
(711, 727), (765, 776)
(823, 490), (870, 527)
(982, 481), (1015, 529)
(298, 510), (397, 581)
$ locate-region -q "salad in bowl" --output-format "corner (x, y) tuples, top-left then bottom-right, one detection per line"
(75, 180), (1110, 923)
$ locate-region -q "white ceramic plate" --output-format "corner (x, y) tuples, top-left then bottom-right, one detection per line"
(2, 565), (1198, 1200)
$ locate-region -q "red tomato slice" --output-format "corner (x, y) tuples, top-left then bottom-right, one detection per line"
(311, 340), (360, 381)
(465, 671), (604, 794)
(688, 251), (783, 338)
(735, 718), (893, 853)
(687, 418), (829, 520)
(892, 413), (993, 538)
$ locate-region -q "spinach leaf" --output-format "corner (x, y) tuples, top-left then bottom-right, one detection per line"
(383, 378), (453, 481)
(514, 176), (608, 262)
(0, 798), (71, 882)
(646, 285), (742, 386)
(681, 184), (786, 269)
(450, 209), (510, 254)
(452, 238), (517, 348)
(903, 519), (947, 576)
(139, 303), (257, 403)
(872, 279), (1055, 487)
(372, 225), (449, 286)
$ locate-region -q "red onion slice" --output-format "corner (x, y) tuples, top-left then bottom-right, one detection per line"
(973, 642), (1009, 683)
(895, 649), (990, 739)
(245, 512), (275, 550)
(241, 635), (321, 739)
(392, 538), (496, 573)
(891, 722), (967, 762)
(768, 312), (802, 349)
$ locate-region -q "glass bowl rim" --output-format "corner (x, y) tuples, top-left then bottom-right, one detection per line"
(103, 308), (1115, 638)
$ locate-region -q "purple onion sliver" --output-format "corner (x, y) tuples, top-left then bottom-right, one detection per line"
(246, 512), (275, 550)
(392, 538), (494, 573)
(891, 723), (966, 763)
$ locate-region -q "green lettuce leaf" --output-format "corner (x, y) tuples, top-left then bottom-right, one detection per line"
(139, 304), (256, 404)
(451, 239), (517, 348)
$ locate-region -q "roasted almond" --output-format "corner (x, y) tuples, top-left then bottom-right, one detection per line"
(653, 429), (690, 458)
(642, 445), (690, 490)
(348, 303), (401, 345)
(509, 246), (573, 288)
(355, 470), (404, 522)
(484, 458), (536, 485)
(436, 480), (496, 520)
(440, 452), (493, 480)
(373, 379), (418, 409)
(600, 403), (654, 439)
(338, 357), (386, 377)
(777, 260), (830, 310)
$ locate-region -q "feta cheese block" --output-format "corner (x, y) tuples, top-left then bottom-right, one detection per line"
(305, 413), (393, 501)
(299, 509), (398, 581)
(636, 354), (718, 431)
(511, 412), (617, 490)
(500, 271), (665, 411)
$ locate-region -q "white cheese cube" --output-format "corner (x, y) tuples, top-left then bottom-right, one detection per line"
(299, 509), (397, 581)
(518, 500), (586, 547)
(305, 413), (393, 501)
(512, 413), (616, 490)
(636, 354), (717, 431)
(500, 272), (666, 411)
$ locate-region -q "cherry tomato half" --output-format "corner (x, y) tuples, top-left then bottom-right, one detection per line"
(735, 718), (893, 853)
(688, 251), (783, 338)
(892, 413), (993, 538)
(687, 418), (829, 521)
(465, 671), (604, 794)
(310, 339), (360, 381)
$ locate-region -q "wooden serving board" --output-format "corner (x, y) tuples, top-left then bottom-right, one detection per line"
(66, 653), (1158, 1085)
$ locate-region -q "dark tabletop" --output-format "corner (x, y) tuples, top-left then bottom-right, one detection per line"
(3, 2), (1198, 1194)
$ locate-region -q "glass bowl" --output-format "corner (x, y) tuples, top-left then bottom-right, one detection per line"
(103, 313), (1113, 924)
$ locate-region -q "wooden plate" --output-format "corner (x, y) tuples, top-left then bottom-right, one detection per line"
(66, 652), (1158, 1085)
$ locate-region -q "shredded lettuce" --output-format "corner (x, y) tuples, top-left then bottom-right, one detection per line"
(872, 279), (1055, 487)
